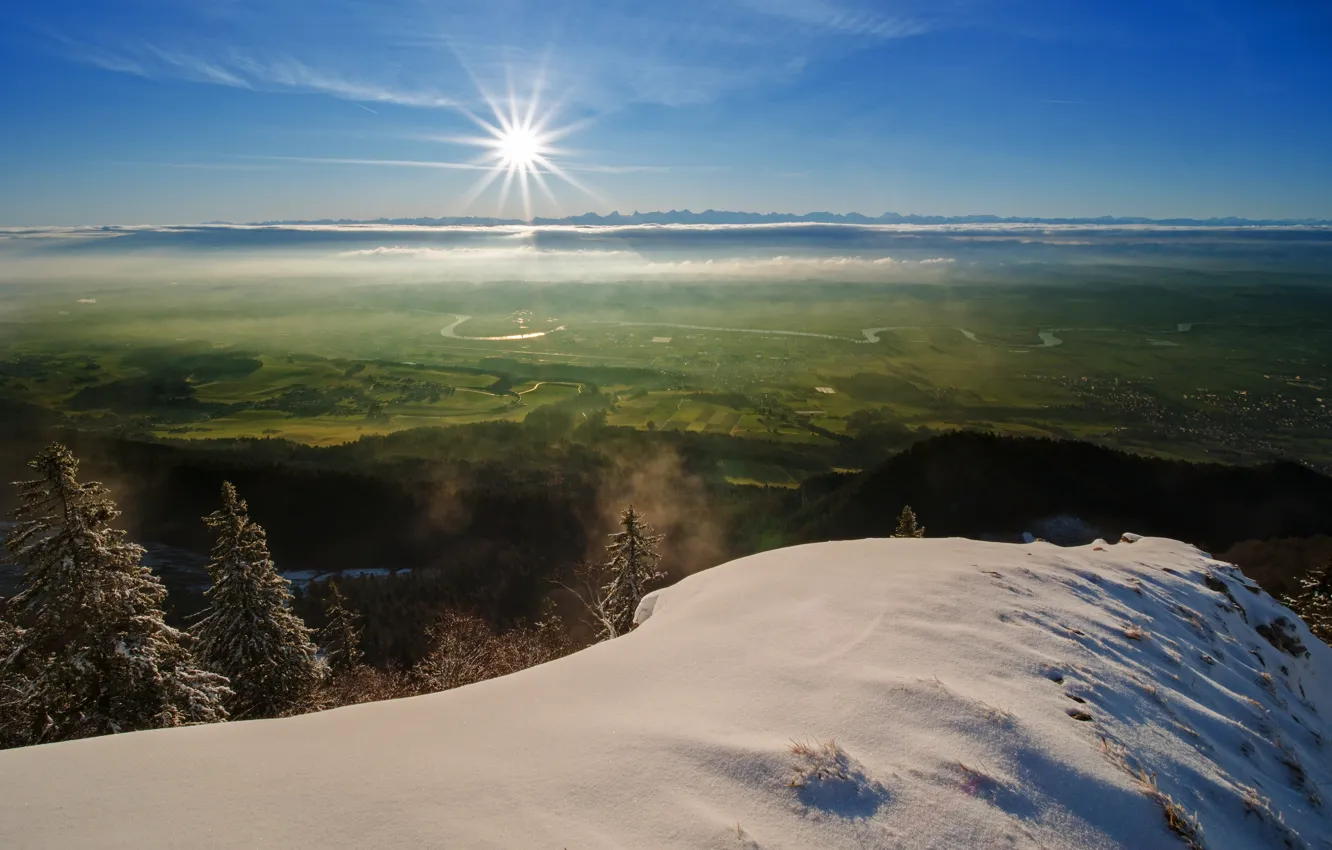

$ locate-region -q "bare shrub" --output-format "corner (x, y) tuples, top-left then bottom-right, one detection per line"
(413, 607), (572, 694)
(317, 664), (415, 708)
(318, 600), (573, 709)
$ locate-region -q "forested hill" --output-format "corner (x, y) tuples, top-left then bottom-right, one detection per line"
(4, 416), (1332, 575)
(5, 412), (1332, 662)
(795, 431), (1332, 551)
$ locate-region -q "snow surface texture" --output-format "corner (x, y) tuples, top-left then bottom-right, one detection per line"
(2, 537), (1330, 849)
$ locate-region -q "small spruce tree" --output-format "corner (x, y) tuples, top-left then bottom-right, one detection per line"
(1284, 559), (1332, 645)
(599, 505), (665, 639)
(319, 581), (364, 675)
(893, 505), (925, 538)
(195, 482), (322, 718)
(4, 444), (230, 744)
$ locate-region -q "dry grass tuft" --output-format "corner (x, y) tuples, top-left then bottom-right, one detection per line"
(1100, 736), (1128, 761)
(1241, 785), (1308, 849)
(1241, 784), (1267, 817)
(785, 738), (890, 818)
(732, 822), (763, 849)
(1275, 743), (1322, 809)
(788, 739), (852, 788)
(1175, 604), (1212, 639)
(980, 702), (1016, 724)
(1101, 737), (1205, 849)
(1136, 769), (1206, 850)
(1124, 625), (1149, 641)
(956, 761), (996, 797)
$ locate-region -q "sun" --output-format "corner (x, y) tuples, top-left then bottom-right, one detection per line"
(450, 76), (597, 221)
(495, 126), (544, 169)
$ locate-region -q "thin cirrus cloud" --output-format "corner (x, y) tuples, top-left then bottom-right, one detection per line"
(409, 1), (934, 109)
(737, 0), (930, 39)
(54, 35), (458, 108)
(47, 0), (934, 113)
(234, 155), (691, 175)
(246, 156), (490, 171)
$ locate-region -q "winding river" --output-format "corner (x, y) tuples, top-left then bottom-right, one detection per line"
(441, 315), (566, 341)
(440, 315), (1182, 351)
(615, 321), (846, 340)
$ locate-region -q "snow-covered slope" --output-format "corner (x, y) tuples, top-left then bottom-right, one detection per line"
(2, 537), (1330, 849)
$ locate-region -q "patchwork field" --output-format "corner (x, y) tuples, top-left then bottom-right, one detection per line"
(1, 274), (1330, 469)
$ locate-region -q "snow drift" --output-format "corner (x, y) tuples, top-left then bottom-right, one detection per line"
(1, 537), (1329, 849)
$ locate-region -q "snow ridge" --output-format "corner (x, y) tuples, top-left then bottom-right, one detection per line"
(1, 536), (1329, 850)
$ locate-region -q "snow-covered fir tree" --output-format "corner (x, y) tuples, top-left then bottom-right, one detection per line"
(195, 482), (322, 718)
(599, 506), (665, 639)
(893, 505), (925, 538)
(319, 582), (364, 675)
(1284, 559), (1332, 645)
(0, 600), (30, 749)
(3, 444), (230, 745)
(0, 601), (18, 658)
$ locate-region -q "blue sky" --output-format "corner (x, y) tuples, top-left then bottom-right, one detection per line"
(2, 0), (1330, 224)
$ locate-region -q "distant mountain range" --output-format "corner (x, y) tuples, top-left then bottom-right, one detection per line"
(239, 210), (1332, 227)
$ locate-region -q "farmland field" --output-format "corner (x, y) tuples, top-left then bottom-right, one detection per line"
(2, 271), (1330, 470)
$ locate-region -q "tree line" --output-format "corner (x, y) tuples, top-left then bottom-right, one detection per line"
(0, 444), (669, 749)
(5, 439), (1327, 752)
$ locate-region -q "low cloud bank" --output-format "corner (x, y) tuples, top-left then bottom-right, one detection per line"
(2, 221), (1329, 285)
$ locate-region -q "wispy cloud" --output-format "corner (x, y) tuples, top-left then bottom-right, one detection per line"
(62, 40), (150, 77)
(142, 45), (250, 88)
(562, 164), (678, 174)
(151, 162), (286, 171)
(47, 0), (934, 113)
(738, 0), (930, 39)
(226, 54), (457, 107)
(53, 36), (458, 108)
(249, 155), (488, 170)
(238, 155), (690, 175)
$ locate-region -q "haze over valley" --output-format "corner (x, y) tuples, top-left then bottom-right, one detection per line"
(3, 2), (1332, 848)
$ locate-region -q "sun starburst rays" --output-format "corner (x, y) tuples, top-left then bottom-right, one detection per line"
(450, 78), (598, 222)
